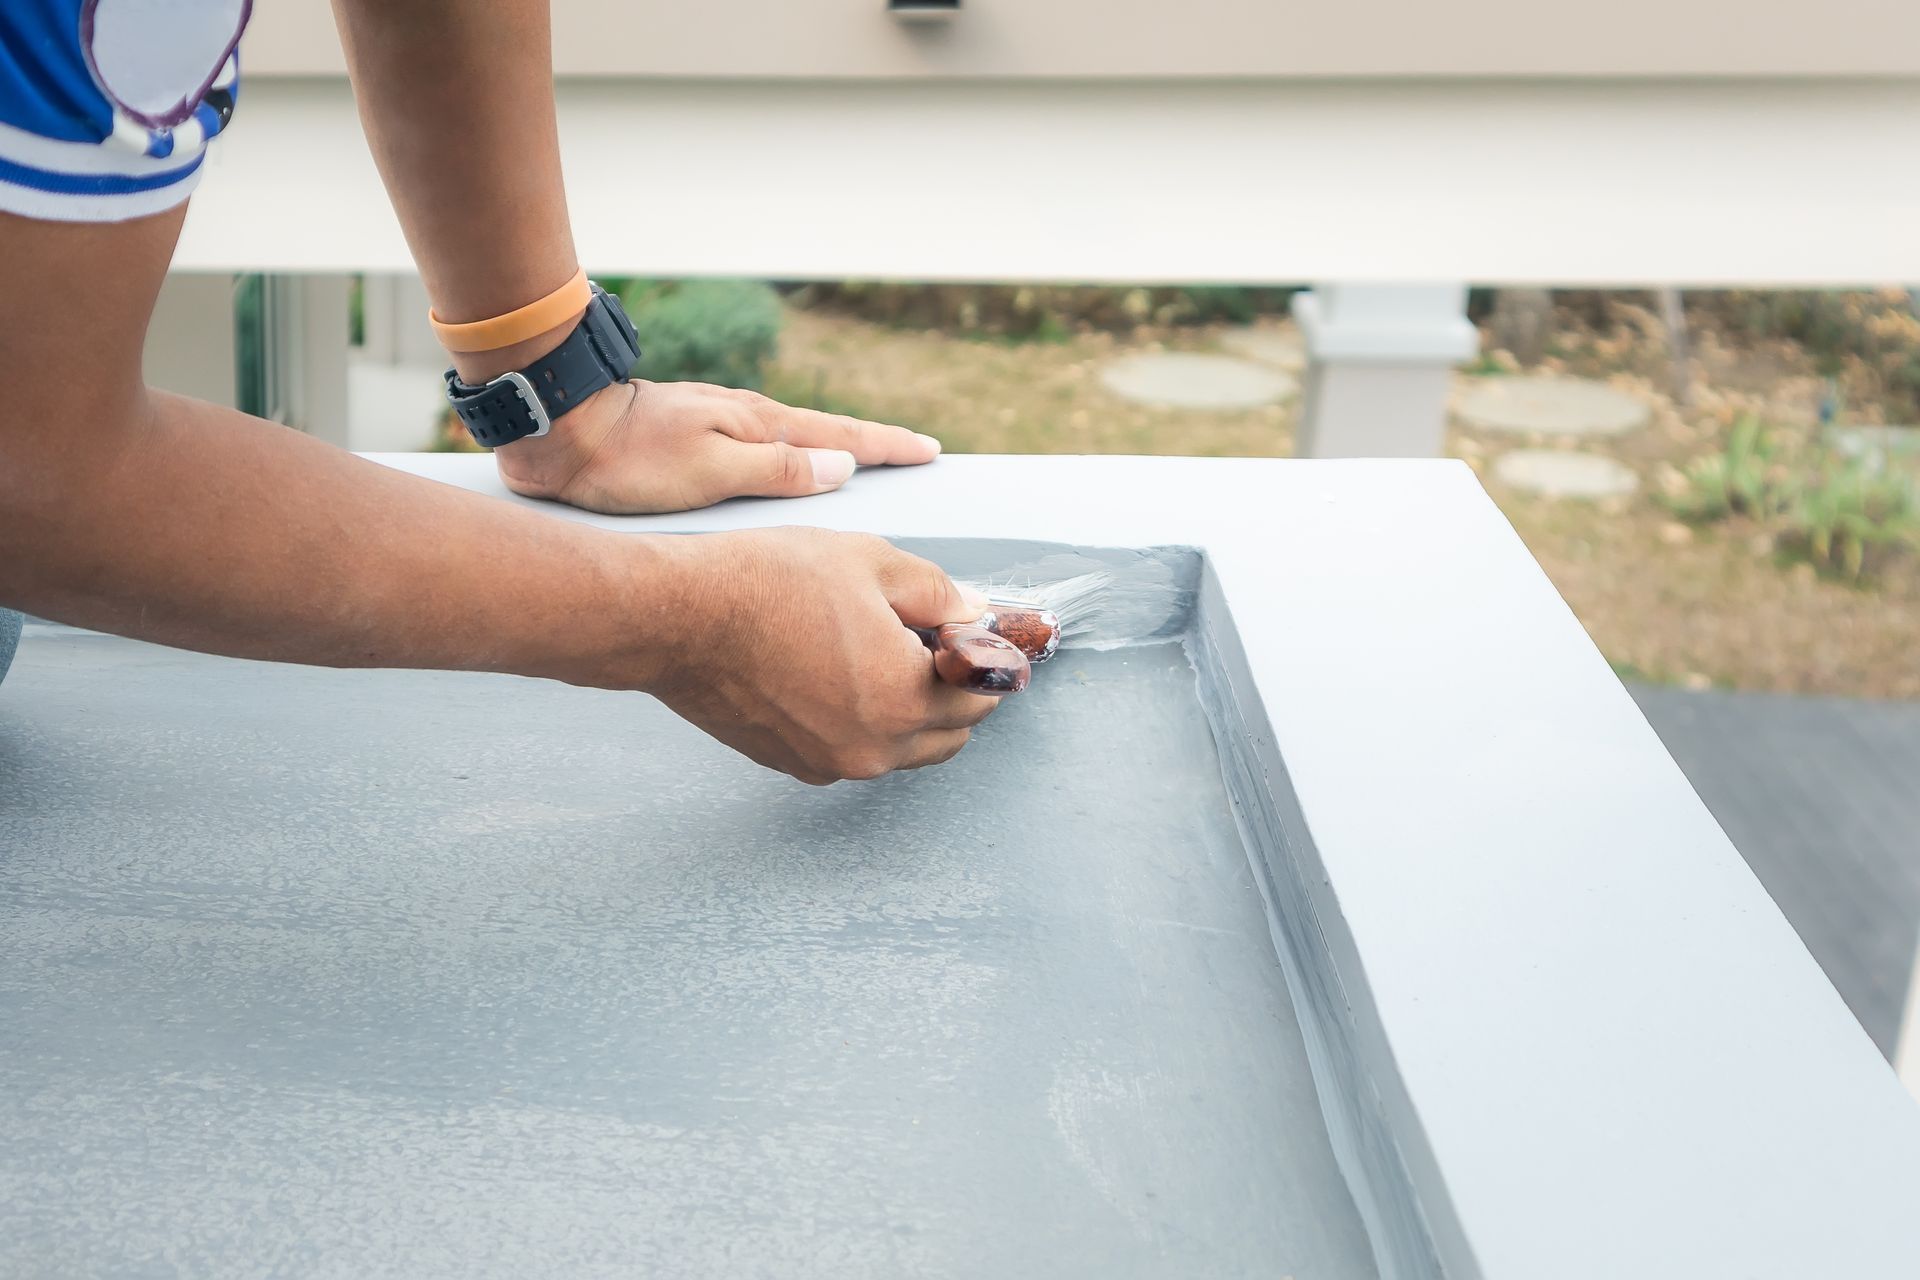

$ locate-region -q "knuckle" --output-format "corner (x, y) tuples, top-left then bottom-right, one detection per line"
(726, 387), (777, 421)
(726, 405), (773, 443)
(768, 446), (809, 491)
(907, 558), (952, 602)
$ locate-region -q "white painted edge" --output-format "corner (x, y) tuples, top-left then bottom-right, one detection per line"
(1898, 937), (1920, 1102)
(182, 80), (1920, 283)
(363, 451), (1920, 1279)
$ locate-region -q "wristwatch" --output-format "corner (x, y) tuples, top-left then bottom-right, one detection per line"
(443, 282), (642, 448)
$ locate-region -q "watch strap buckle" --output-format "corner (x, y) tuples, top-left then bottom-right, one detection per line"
(493, 370), (553, 439)
(443, 367), (552, 447)
(442, 281), (638, 449)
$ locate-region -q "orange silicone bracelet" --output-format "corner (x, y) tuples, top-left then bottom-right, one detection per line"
(428, 268), (592, 353)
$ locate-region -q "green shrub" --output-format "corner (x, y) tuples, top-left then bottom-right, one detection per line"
(619, 279), (782, 390)
(1662, 415), (1796, 523)
(1664, 413), (1920, 578)
(1163, 286), (1270, 326)
(786, 282), (1298, 340)
(1781, 461), (1920, 579)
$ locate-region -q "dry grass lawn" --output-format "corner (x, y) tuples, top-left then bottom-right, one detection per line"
(774, 305), (1920, 700)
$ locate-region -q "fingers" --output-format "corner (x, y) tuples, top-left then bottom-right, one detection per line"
(883, 614), (1002, 727)
(898, 728), (974, 772)
(728, 440), (858, 498)
(870, 542), (990, 628)
(756, 400), (942, 467)
(926, 683), (1002, 730)
(702, 393), (940, 504)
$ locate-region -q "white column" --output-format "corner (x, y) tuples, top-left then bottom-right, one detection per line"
(146, 273), (433, 451)
(349, 273), (448, 452)
(358, 272), (441, 367)
(144, 273), (238, 408)
(274, 274), (354, 445)
(1293, 283), (1478, 458)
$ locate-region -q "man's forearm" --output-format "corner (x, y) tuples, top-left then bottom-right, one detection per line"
(3, 389), (682, 690)
(331, 0), (581, 383)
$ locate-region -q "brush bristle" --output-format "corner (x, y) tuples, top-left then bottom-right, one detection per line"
(974, 571), (1111, 637)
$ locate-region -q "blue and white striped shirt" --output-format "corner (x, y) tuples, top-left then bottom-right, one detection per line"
(0, 0), (249, 222)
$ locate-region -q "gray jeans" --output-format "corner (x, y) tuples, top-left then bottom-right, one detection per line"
(0, 608), (20, 688)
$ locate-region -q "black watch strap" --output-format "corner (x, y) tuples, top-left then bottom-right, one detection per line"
(444, 282), (642, 449)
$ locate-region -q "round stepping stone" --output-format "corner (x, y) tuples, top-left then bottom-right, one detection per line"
(1457, 376), (1649, 437)
(1493, 449), (1639, 499)
(1100, 353), (1296, 410)
(1216, 326), (1305, 371)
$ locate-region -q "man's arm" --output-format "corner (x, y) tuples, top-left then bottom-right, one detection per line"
(329, 0), (941, 513)
(0, 207), (648, 685)
(0, 207), (994, 784)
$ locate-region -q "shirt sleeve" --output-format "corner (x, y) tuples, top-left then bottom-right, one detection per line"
(0, 0), (246, 223)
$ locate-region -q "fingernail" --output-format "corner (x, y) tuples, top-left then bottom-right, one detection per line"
(808, 448), (856, 488)
(915, 432), (943, 456)
(957, 583), (991, 615)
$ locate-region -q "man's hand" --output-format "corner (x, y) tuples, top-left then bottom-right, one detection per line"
(643, 528), (1000, 785)
(330, 1), (944, 518)
(493, 379), (944, 515)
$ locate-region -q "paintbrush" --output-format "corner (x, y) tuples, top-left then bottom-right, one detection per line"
(918, 573), (1112, 696)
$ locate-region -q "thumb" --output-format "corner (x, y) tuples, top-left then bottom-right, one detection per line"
(736, 441), (858, 499)
(872, 545), (991, 628)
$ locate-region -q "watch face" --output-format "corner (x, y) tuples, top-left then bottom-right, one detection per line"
(585, 291), (642, 377)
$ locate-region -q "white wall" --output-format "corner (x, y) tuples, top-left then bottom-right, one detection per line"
(144, 275), (237, 408)
(244, 0), (1920, 77)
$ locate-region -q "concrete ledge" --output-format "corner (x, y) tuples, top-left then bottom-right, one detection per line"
(178, 80), (1920, 282)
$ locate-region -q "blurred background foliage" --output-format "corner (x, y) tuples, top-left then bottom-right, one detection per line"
(426, 278), (1920, 697)
(606, 278), (783, 389)
(783, 281), (1300, 341)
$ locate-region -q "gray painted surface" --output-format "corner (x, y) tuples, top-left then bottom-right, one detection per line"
(356, 453), (1920, 1279)
(0, 608), (19, 689)
(1192, 581), (1442, 1280)
(17, 453), (1920, 1279)
(0, 630), (1376, 1279)
(1630, 682), (1920, 1057)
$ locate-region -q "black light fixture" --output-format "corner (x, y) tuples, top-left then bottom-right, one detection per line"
(888, 0), (961, 20)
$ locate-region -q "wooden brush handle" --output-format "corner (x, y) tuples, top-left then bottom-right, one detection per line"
(926, 623), (1031, 695)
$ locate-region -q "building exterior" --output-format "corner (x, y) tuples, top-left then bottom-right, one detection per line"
(154, 1), (1920, 451)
